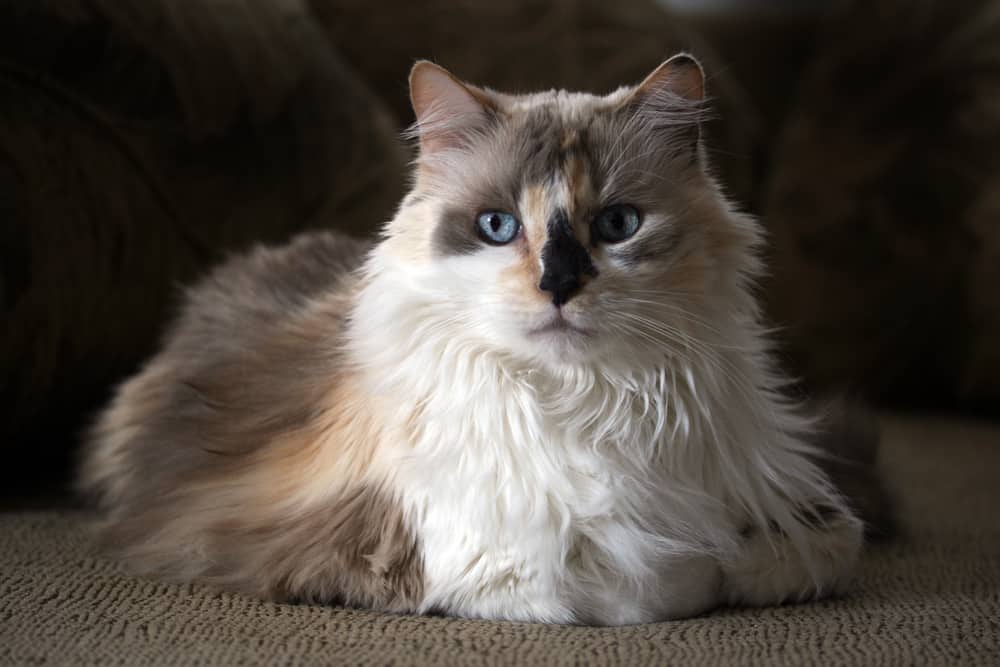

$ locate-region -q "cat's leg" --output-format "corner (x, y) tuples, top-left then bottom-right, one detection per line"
(417, 550), (579, 624)
(580, 554), (723, 625)
(721, 507), (863, 606)
(559, 538), (723, 625)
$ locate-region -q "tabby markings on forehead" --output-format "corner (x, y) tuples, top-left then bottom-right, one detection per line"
(518, 108), (601, 196)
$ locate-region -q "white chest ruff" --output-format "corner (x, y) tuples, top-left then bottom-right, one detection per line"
(385, 367), (729, 624)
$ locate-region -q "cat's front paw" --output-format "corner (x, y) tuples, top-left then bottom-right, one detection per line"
(722, 509), (863, 607)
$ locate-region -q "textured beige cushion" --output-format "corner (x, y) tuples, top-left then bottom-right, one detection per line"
(2, 415), (998, 665)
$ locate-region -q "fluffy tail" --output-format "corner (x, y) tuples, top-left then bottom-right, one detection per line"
(810, 399), (896, 541)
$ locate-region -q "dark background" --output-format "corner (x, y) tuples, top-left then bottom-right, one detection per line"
(3, 0), (998, 500)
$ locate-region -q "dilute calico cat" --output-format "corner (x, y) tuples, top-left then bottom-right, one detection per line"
(79, 54), (866, 625)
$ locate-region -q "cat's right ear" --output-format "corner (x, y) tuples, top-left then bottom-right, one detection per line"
(409, 61), (493, 155)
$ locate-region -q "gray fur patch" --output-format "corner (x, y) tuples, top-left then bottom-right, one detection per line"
(79, 231), (426, 611)
(610, 224), (683, 266)
(433, 207), (482, 256)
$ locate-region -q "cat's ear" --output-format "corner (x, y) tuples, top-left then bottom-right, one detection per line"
(626, 54), (707, 159)
(409, 61), (493, 155)
(635, 53), (705, 103)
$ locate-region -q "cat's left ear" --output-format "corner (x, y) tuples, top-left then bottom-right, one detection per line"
(409, 61), (494, 157)
(626, 54), (707, 159)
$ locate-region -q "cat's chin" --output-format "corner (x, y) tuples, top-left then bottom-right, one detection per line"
(522, 315), (599, 365)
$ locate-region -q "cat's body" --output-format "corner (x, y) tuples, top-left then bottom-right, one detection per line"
(80, 56), (864, 624)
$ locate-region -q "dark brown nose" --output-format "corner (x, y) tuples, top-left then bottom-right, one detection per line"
(538, 272), (584, 307)
(539, 209), (598, 307)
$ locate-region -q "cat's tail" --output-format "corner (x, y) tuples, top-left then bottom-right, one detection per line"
(809, 398), (896, 542)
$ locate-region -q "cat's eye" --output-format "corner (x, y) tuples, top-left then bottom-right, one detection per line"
(593, 204), (641, 244)
(476, 211), (521, 245)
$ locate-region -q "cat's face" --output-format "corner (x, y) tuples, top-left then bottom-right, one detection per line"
(384, 56), (758, 368)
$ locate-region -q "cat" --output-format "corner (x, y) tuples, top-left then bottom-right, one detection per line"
(78, 54), (865, 625)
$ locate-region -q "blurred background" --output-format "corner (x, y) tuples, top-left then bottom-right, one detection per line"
(2, 0), (998, 499)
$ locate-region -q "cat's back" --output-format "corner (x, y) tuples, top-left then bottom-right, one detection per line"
(181, 230), (371, 342)
(79, 230), (371, 511)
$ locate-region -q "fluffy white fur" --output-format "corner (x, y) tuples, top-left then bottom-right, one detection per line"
(345, 190), (862, 624)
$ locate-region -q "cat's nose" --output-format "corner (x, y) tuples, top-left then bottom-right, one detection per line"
(539, 208), (598, 307)
(538, 272), (583, 307)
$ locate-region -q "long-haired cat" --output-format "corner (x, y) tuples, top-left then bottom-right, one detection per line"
(79, 54), (865, 625)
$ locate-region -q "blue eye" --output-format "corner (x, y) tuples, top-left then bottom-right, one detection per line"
(593, 204), (641, 243)
(476, 211), (520, 244)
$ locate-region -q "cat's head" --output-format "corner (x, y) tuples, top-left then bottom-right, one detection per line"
(377, 55), (761, 369)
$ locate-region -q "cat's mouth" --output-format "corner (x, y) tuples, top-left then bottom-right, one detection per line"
(527, 313), (591, 338)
